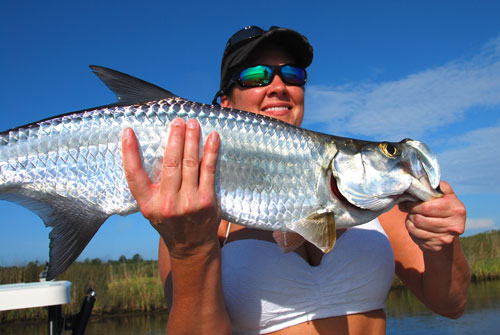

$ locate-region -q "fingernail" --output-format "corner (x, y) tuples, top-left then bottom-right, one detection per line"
(209, 131), (219, 144)
(187, 119), (197, 129)
(172, 118), (183, 127)
(122, 128), (130, 140)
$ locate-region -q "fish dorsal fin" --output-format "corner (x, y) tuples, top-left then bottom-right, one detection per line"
(89, 65), (177, 105)
(288, 211), (337, 253)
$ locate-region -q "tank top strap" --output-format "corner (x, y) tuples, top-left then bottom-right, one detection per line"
(223, 221), (232, 246)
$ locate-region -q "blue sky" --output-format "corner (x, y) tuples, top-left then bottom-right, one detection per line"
(1, 1), (499, 265)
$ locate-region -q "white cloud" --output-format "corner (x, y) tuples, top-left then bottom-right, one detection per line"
(465, 218), (496, 231)
(437, 123), (500, 194)
(304, 36), (500, 141)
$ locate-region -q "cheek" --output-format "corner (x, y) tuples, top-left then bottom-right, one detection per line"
(293, 110), (304, 126)
(231, 89), (265, 113)
(290, 88), (305, 126)
(288, 109), (304, 127)
(290, 87), (305, 103)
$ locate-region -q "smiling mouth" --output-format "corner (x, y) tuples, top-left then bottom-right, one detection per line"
(262, 106), (291, 115)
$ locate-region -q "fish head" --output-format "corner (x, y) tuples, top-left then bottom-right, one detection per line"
(329, 138), (443, 222)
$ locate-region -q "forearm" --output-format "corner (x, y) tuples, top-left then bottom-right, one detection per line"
(167, 242), (231, 334)
(421, 237), (471, 318)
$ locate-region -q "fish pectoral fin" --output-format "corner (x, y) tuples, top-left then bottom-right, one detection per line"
(1, 191), (108, 280)
(89, 65), (177, 105)
(287, 211), (337, 253)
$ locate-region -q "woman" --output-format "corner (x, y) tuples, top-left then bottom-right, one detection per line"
(121, 26), (470, 334)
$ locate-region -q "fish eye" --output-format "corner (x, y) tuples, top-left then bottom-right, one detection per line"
(379, 142), (398, 157)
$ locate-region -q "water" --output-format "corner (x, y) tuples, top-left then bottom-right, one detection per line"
(2, 281), (499, 334)
(386, 280), (500, 335)
(387, 309), (500, 335)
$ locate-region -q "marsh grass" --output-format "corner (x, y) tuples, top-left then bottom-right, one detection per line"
(1, 230), (499, 322)
(0, 257), (165, 323)
(461, 230), (500, 281)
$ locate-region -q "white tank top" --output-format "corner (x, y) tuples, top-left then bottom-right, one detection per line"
(221, 219), (395, 334)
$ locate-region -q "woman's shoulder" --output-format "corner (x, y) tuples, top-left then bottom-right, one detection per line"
(378, 206), (408, 238)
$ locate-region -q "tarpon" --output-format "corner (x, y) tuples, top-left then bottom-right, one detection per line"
(0, 66), (442, 280)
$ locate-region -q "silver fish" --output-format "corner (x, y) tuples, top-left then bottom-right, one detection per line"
(0, 66), (442, 280)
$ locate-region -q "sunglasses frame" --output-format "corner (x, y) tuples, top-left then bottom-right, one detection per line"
(232, 64), (307, 89)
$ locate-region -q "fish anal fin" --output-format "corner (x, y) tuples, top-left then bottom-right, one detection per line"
(272, 231), (305, 253)
(288, 211), (336, 253)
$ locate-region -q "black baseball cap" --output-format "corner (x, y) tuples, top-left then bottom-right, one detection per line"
(212, 26), (313, 105)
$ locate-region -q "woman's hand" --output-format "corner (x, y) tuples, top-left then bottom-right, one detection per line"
(399, 181), (467, 252)
(121, 118), (222, 259)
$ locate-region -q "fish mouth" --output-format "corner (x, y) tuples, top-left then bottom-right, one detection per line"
(407, 175), (444, 201)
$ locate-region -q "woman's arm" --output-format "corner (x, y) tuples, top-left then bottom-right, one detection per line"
(161, 238), (229, 334)
(122, 118), (231, 334)
(380, 181), (471, 318)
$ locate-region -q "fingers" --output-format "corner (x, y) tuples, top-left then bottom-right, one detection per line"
(122, 128), (152, 200)
(399, 182), (461, 217)
(405, 218), (458, 251)
(181, 119), (202, 191)
(198, 131), (220, 202)
(407, 212), (463, 235)
(402, 198), (452, 218)
(123, 119), (219, 210)
(159, 118), (186, 195)
(403, 199), (466, 236)
(160, 118), (219, 195)
(438, 181), (455, 196)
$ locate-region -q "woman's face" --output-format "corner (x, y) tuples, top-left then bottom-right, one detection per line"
(220, 45), (305, 127)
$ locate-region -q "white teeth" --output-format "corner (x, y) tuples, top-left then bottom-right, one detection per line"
(263, 106), (290, 112)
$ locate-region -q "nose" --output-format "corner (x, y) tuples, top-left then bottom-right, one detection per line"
(266, 73), (288, 97)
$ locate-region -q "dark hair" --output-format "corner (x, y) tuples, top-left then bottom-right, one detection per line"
(212, 26), (313, 105)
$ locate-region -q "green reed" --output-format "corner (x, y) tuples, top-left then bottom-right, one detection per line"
(0, 257), (165, 323)
(461, 230), (500, 281)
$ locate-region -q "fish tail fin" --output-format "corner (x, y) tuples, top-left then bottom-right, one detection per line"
(288, 212), (337, 253)
(0, 191), (108, 280)
(47, 212), (107, 280)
